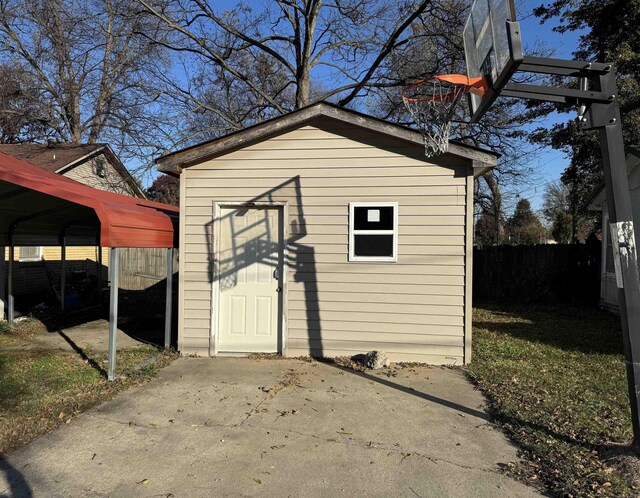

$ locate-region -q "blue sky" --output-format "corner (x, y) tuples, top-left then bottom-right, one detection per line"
(506, 0), (585, 214)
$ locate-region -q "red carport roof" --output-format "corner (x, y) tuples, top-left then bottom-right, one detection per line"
(0, 151), (178, 248)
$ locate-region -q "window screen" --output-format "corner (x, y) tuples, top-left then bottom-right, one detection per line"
(349, 203), (398, 261)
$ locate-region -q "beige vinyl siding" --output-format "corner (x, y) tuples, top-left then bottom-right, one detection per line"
(62, 154), (135, 196)
(180, 118), (472, 364)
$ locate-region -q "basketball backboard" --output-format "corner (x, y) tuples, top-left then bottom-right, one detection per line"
(463, 0), (523, 122)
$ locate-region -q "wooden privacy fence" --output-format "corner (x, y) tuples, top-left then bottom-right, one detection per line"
(473, 243), (601, 304)
(118, 248), (178, 291)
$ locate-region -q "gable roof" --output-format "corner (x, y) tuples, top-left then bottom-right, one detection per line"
(155, 101), (498, 177)
(0, 151), (178, 248)
(0, 142), (146, 198)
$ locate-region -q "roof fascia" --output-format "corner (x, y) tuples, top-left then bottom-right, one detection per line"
(53, 146), (104, 173)
(55, 145), (147, 199)
(156, 103), (498, 174)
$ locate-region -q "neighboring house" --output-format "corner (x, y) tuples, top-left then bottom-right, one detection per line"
(587, 146), (640, 313)
(0, 143), (144, 197)
(156, 102), (497, 365)
(1, 143), (145, 297)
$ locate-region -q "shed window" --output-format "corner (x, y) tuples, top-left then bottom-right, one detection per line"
(349, 203), (398, 262)
(19, 246), (43, 262)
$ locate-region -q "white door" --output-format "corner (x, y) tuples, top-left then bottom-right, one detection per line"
(217, 206), (282, 353)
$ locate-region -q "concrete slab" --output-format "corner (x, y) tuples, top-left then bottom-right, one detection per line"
(0, 358), (543, 497)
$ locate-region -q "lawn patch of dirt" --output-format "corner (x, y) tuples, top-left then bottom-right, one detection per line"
(0, 318), (47, 347)
(0, 343), (177, 455)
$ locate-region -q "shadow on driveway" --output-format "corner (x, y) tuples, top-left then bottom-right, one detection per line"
(0, 458), (32, 498)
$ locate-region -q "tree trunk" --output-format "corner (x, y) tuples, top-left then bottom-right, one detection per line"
(483, 172), (503, 244)
(296, 71), (311, 108)
(295, 0), (321, 109)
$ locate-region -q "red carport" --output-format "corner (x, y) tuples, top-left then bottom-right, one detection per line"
(0, 151), (179, 380)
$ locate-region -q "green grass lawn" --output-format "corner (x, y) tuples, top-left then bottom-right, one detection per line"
(0, 320), (176, 455)
(469, 304), (636, 497)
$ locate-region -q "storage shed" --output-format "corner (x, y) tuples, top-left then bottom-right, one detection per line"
(157, 103), (497, 364)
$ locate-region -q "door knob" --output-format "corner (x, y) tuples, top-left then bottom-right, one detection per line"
(276, 287), (282, 292)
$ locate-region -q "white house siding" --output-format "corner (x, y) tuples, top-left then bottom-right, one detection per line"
(179, 118), (474, 364)
(599, 181), (640, 313)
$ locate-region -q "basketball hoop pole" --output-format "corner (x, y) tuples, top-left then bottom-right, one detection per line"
(501, 58), (640, 445)
(588, 69), (640, 446)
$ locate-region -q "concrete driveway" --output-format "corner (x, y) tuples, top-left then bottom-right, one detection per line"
(0, 358), (542, 497)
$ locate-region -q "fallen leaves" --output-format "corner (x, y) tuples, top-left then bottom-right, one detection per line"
(469, 305), (635, 497)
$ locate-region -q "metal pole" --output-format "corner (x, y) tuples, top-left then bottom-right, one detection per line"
(0, 246), (5, 322)
(60, 236), (66, 313)
(8, 246), (14, 325)
(164, 248), (174, 349)
(107, 247), (119, 381)
(593, 70), (640, 445)
(97, 246), (103, 305)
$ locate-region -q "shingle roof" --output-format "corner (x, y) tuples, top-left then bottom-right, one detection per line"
(0, 143), (105, 172)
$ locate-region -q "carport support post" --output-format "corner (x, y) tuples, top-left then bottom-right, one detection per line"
(97, 246), (103, 304)
(107, 247), (119, 381)
(60, 236), (66, 313)
(7, 246), (13, 325)
(164, 248), (173, 349)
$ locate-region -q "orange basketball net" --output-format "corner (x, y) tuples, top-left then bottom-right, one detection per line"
(402, 75), (488, 157)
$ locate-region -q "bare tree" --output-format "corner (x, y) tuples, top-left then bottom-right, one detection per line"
(0, 0), (172, 161)
(541, 179), (596, 242)
(0, 63), (57, 143)
(135, 0), (433, 138)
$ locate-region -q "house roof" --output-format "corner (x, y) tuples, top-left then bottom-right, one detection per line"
(0, 143), (103, 171)
(0, 142), (146, 198)
(155, 101), (498, 177)
(587, 146), (640, 211)
(0, 151), (178, 248)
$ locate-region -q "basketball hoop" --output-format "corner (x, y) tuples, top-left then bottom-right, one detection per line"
(402, 74), (487, 157)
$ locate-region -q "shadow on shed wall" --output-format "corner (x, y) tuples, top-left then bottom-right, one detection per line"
(203, 176), (323, 357)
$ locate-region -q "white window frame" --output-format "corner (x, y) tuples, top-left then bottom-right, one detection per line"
(18, 246), (43, 262)
(348, 202), (398, 262)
